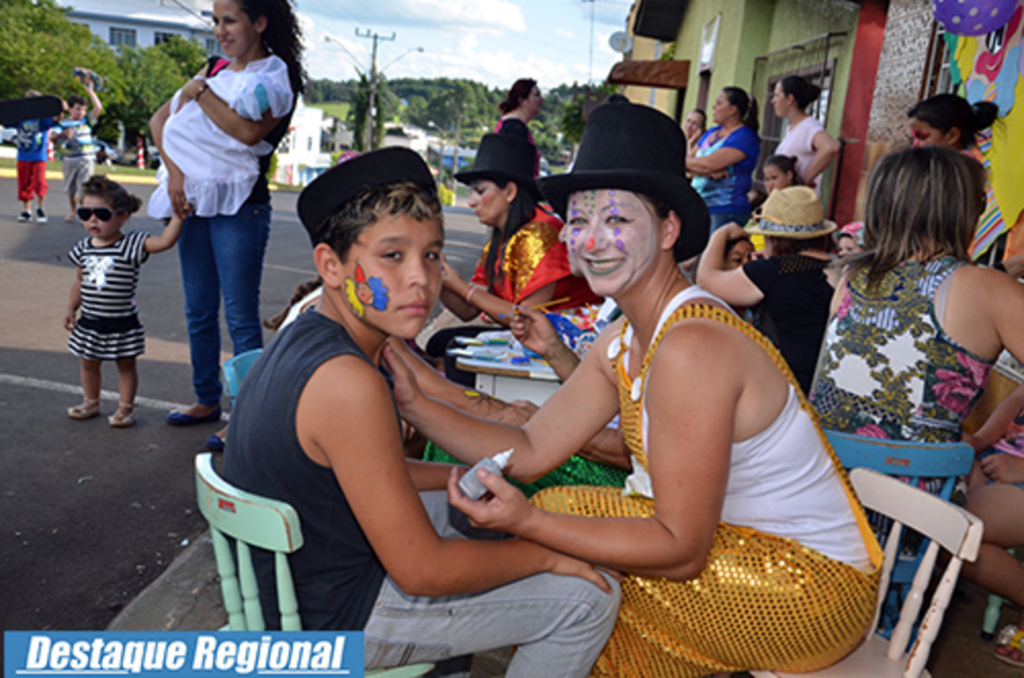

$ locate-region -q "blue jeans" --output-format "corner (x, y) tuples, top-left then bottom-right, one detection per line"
(710, 210), (750, 233)
(363, 491), (620, 677)
(178, 204), (271, 406)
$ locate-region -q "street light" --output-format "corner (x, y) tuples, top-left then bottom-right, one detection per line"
(323, 33), (424, 151)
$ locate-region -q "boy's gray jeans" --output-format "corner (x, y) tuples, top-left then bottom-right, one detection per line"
(363, 491), (621, 677)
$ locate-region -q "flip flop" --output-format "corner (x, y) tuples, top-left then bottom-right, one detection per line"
(995, 624), (1024, 668)
(165, 406), (221, 426)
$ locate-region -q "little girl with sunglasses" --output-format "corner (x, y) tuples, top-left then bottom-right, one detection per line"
(63, 176), (183, 427)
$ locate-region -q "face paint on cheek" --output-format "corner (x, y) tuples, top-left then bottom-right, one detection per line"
(613, 228), (626, 253)
(344, 261), (390, 317)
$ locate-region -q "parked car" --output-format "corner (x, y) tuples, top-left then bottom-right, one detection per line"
(95, 140), (121, 165)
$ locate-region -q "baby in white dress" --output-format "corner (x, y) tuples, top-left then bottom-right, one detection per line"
(148, 55), (294, 219)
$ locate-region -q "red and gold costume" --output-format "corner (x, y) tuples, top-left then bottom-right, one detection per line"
(471, 207), (600, 310)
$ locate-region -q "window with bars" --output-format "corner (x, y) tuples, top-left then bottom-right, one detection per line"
(109, 27), (137, 48)
(921, 22), (958, 98)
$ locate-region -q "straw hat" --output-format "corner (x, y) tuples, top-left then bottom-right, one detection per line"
(746, 186), (837, 239)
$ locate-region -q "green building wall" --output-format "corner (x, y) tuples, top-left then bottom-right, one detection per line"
(672, 0), (860, 142)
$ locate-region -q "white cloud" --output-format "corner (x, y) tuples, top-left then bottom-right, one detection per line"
(300, 0), (525, 34)
(554, 28), (574, 39)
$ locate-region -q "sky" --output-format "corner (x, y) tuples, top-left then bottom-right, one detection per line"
(294, 0), (634, 90)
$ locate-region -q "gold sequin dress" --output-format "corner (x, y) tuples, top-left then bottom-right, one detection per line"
(531, 303), (883, 677)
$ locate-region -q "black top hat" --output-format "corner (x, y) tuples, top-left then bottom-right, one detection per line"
(539, 102), (709, 261)
(297, 147), (436, 243)
(455, 133), (541, 200)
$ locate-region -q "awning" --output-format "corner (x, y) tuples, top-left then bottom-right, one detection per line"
(607, 60), (690, 89)
(634, 0), (688, 41)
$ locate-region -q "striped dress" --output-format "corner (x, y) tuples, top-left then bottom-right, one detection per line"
(68, 231), (149, 360)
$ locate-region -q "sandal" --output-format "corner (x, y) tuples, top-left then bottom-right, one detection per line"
(68, 398), (101, 420)
(995, 624), (1024, 667)
(108, 402), (135, 428)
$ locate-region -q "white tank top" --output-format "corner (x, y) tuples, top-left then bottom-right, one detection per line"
(621, 287), (872, 570)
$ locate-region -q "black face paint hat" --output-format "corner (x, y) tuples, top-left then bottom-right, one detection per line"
(454, 133), (541, 200)
(297, 147), (436, 244)
(538, 101), (709, 260)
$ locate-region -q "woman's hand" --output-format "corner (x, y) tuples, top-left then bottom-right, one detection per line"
(446, 466), (534, 534)
(174, 78), (205, 113)
(166, 164), (191, 220)
(510, 306), (561, 358)
(979, 452), (1024, 484)
(381, 341), (424, 411)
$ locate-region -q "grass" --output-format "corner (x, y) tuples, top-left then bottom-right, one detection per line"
(308, 102), (350, 121)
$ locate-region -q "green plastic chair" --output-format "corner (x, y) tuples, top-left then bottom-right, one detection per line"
(194, 453), (434, 677)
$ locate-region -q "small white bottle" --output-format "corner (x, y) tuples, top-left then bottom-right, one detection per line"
(458, 449), (513, 500)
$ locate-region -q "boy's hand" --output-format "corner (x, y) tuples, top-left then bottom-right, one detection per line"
(446, 466), (533, 534)
(63, 311), (76, 331)
(548, 552), (617, 593)
(440, 255), (467, 294)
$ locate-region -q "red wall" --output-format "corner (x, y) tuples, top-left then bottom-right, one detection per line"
(833, 0), (889, 225)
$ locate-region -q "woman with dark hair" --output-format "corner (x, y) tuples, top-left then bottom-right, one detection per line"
(908, 93), (1001, 261)
(149, 0), (305, 444)
(686, 87), (761, 232)
(908, 93), (998, 150)
(698, 186), (837, 394)
(772, 75), (840, 191)
(427, 133), (598, 381)
(495, 78), (543, 176)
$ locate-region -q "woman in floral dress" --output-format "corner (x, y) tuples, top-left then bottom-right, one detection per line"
(809, 145), (1024, 667)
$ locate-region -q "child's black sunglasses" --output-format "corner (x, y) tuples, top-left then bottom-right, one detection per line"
(77, 207), (118, 222)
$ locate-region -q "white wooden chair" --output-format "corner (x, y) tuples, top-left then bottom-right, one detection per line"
(750, 467), (984, 678)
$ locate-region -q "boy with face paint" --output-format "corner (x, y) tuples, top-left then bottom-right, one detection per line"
(220, 148), (619, 674)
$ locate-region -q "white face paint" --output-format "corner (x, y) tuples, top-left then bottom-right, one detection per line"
(564, 189), (659, 297)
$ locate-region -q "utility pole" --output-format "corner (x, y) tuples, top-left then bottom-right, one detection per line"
(355, 29), (395, 151)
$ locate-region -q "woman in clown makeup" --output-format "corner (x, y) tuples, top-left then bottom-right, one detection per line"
(387, 101), (881, 677)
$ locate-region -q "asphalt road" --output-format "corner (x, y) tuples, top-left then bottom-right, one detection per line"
(0, 174), (487, 635)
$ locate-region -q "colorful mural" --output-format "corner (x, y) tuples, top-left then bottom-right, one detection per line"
(944, 1), (1024, 258)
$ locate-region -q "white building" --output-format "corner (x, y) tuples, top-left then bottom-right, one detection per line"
(273, 99), (331, 186)
(59, 0), (219, 53)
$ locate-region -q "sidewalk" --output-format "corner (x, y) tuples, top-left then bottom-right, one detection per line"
(108, 526), (1021, 677)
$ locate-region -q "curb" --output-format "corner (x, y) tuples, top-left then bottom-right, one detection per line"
(106, 531), (226, 631)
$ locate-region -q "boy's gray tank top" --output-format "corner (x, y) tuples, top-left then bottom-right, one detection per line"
(223, 310), (388, 630)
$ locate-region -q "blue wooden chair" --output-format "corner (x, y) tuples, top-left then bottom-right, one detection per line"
(222, 348), (264, 405)
(195, 453), (434, 677)
(825, 430), (975, 641)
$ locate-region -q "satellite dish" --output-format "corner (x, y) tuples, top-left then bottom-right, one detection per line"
(609, 31), (633, 54)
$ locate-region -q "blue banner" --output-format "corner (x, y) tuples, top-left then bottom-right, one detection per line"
(4, 632), (364, 677)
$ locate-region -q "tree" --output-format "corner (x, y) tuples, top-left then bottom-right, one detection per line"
(105, 45), (191, 139)
(0, 0), (122, 129)
(155, 35), (207, 79)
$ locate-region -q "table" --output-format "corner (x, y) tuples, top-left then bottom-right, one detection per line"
(453, 345), (561, 405)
